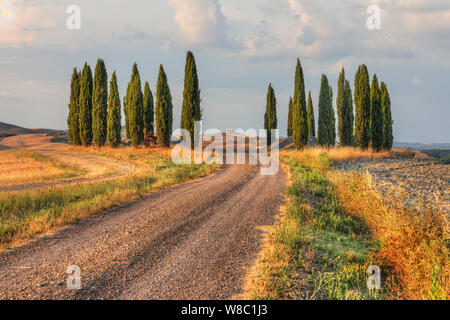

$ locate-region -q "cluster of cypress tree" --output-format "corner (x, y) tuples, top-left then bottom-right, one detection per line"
(354, 65), (393, 150)
(336, 68), (354, 146)
(264, 83), (277, 145)
(287, 61), (393, 151)
(68, 60), (123, 148)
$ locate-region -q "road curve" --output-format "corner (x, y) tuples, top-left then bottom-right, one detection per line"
(0, 163), (286, 299)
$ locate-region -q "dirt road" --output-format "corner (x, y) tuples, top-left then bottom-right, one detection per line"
(0, 163), (286, 299)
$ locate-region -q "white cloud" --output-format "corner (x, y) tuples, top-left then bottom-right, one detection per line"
(168, 0), (228, 45)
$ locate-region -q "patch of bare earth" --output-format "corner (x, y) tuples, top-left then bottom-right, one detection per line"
(335, 159), (449, 213)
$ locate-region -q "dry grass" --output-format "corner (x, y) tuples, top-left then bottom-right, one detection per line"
(0, 150), (79, 185)
(329, 170), (449, 300)
(0, 145), (217, 251)
(283, 147), (393, 170)
(246, 147), (448, 300)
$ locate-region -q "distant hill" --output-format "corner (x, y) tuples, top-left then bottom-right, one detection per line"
(0, 122), (55, 137)
(393, 141), (450, 150)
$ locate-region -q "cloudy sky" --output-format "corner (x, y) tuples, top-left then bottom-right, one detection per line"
(0, 0), (449, 143)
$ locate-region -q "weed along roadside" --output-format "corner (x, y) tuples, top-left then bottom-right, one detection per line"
(243, 148), (448, 300)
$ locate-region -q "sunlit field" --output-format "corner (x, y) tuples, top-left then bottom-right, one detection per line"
(244, 147), (448, 300)
(0, 136), (217, 251)
(0, 150), (79, 185)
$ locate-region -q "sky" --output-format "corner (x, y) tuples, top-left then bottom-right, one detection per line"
(0, 0), (449, 143)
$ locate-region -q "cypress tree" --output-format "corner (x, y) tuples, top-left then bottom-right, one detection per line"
(155, 65), (173, 147)
(287, 97), (293, 137)
(292, 58), (308, 149)
(126, 63), (144, 147)
(341, 80), (354, 146)
(79, 63), (93, 146)
(381, 82), (393, 150)
(107, 71), (122, 148)
(143, 81), (154, 137)
(318, 74), (331, 146)
(337, 68), (345, 146)
(370, 75), (383, 151)
(354, 64), (371, 149)
(92, 59), (108, 147)
(124, 94), (129, 139)
(67, 68), (81, 145)
(180, 51), (202, 148)
(329, 86), (336, 146)
(264, 83), (277, 146)
(306, 91), (315, 137)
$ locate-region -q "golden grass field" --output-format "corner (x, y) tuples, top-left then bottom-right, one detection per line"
(243, 147), (448, 300)
(0, 134), (217, 251)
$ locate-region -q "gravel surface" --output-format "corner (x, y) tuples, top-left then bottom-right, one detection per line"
(335, 159), (449, 213)
(0, 164), (286, 299)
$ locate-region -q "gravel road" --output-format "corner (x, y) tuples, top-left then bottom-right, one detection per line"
(0, 163), (286, 299)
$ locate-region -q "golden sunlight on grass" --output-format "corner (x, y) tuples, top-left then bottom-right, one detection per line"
(0, 150), (68, 185)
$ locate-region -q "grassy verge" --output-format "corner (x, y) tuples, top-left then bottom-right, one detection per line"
(246, 148), (448, 300)
(0, 149), (217, 250)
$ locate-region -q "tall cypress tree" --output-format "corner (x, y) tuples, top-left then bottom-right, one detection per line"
(67, 68), (81, 145)
(287, 97), (293, 137)
(306, 91), (315, 137)
(318, 74), (331, 146)
(126, 63), (144, 147)
(92, 59), (108, 147)
(143, 81), (154, 137)
(341, 80), (354, 146)
(180, 51), (202, 148)
(292, 58), (308, 149)
(354, 64), (371, 149)
(107, 71), (122, 148)
(264, 83), (277, 146)
(370, 75), (383, 151)
(336, 68), (345, 146)
(155, 65), (173, 147)
(79, 63), (93, 146)
(329, 86), (336, 146)
(381, 82), (393, 150)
